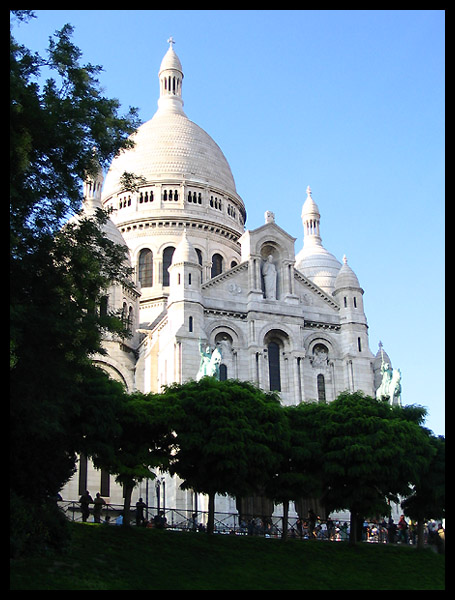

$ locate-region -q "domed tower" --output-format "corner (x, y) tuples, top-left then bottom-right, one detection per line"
(101, 39), (246, 325)
(333, 255), (373, 393)
(295, 187), (341, 294)
(80, 162), (140, 391)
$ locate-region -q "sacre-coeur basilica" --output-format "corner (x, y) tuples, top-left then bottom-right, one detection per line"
(61, 40), (398, 523)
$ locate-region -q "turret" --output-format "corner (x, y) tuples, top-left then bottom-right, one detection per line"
(333, 255), (368, 354)
(167, 229), (203, 305)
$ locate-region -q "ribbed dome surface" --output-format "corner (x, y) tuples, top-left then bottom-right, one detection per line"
(102, 111), (238, 200)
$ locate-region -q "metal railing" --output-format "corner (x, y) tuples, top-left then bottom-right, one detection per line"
(57, 501), (440, 545)
(57, 500), (348, 538)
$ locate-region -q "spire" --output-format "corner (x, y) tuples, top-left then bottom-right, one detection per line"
(157, 38), (185, 114)
(301, 185), (322, 247)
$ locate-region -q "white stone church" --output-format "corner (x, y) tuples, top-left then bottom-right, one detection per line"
(60, 41), (393, 524)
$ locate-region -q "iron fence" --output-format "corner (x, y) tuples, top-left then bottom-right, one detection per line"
(57, 500), (438, 545)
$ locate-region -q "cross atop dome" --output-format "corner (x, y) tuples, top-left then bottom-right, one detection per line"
(167, 36), (175, 48)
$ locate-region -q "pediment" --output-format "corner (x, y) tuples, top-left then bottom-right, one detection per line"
(294, 269), (340, 311)
(201, 261), (249, 302)
(239, 221), (296, 262)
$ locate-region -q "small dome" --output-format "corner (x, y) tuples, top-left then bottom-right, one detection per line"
(301, 186), (320, 218)
(334, 255), (361, 290)
(159, 44), (183, 75)
(295, 245), (341, 294)
(171, 229), (199, 265)
(70, 168), (131, 268)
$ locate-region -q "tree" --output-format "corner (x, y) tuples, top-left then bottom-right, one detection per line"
(265, 402), (326, 539)
(10, 12), (140, 552)
(89, 392), (174, 526)
(401, 433), (445, 549)
(161, 378), (288, 534)
(319, 392), (434, 544)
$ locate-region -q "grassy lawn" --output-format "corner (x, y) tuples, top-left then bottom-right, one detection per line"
(10, 522), (445, 590)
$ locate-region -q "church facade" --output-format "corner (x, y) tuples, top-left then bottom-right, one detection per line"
(60, 41), (389, 521)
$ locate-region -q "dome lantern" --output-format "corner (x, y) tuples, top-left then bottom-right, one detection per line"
(157, 37), (185, 115)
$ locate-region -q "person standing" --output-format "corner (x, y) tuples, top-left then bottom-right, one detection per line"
(79, 490), (93, 522)
(136, 497), (147, 526)
(93, 492), (106, 523)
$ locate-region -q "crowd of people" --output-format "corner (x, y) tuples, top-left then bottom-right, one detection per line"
(75, 492), (444, 549)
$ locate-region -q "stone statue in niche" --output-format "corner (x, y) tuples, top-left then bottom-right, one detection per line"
(312, 344), (329, 367)
(262, 255), (277, 299)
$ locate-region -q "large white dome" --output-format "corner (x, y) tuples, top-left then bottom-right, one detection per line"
(102, 42), (240, 206)
(102, 110), (238, 200)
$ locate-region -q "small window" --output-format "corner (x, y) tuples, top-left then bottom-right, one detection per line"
(317, 374), (326, 403)
(128, 306), (133, 333)
(100, 469), (110, 497)
(163, 247), (175, 286)
(211, 253), (223, 278)
(138, 249), (153, 287)
(220, 364), (228, 381)
(358, 337), (362, 352)
(189, 316), (193, 332)
(268, 341), (281, 391)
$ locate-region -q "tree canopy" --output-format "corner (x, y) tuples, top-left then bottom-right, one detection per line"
(10, 11), (140, 519)
(318, 392), (435, 543)
(161, 378), (288, 534)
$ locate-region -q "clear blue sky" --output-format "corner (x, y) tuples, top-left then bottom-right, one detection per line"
(12, 10), (445, 435)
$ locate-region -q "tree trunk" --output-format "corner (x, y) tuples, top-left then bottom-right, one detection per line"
(349, 510), (358, 545)
(122, 482), (134, 527)
(281, 500), (289, 541)
(417, 520), (425, 549)
(207, 491), (215, 535)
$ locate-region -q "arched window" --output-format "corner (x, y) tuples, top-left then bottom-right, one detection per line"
(317, 374), (326, 403)
(268, 341), (281, 391)
(219, 364), (228, 381)
(128, 306), (133, 333)
(162, 246), (175, 286)
(211, 253), (223, 278)
(138, 249), (153, 287)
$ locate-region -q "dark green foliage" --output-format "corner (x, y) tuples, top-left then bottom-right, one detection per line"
(161, 378), (288, 532)
(318, 392), (435, 542)
(10, 12), (140, 553)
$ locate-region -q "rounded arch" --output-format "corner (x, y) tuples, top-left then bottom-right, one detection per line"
(258, 236), (293, 261)
(162, 245), (176, 286)
(258, 324), (293, 352)
(259, 240), (281, 262)
(211, 252), (224, 278)
(138, 248), (153, 287)
(208, 322), (245, 348)
(304, 332), (340, 358)
(92, 359), (133, 392)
